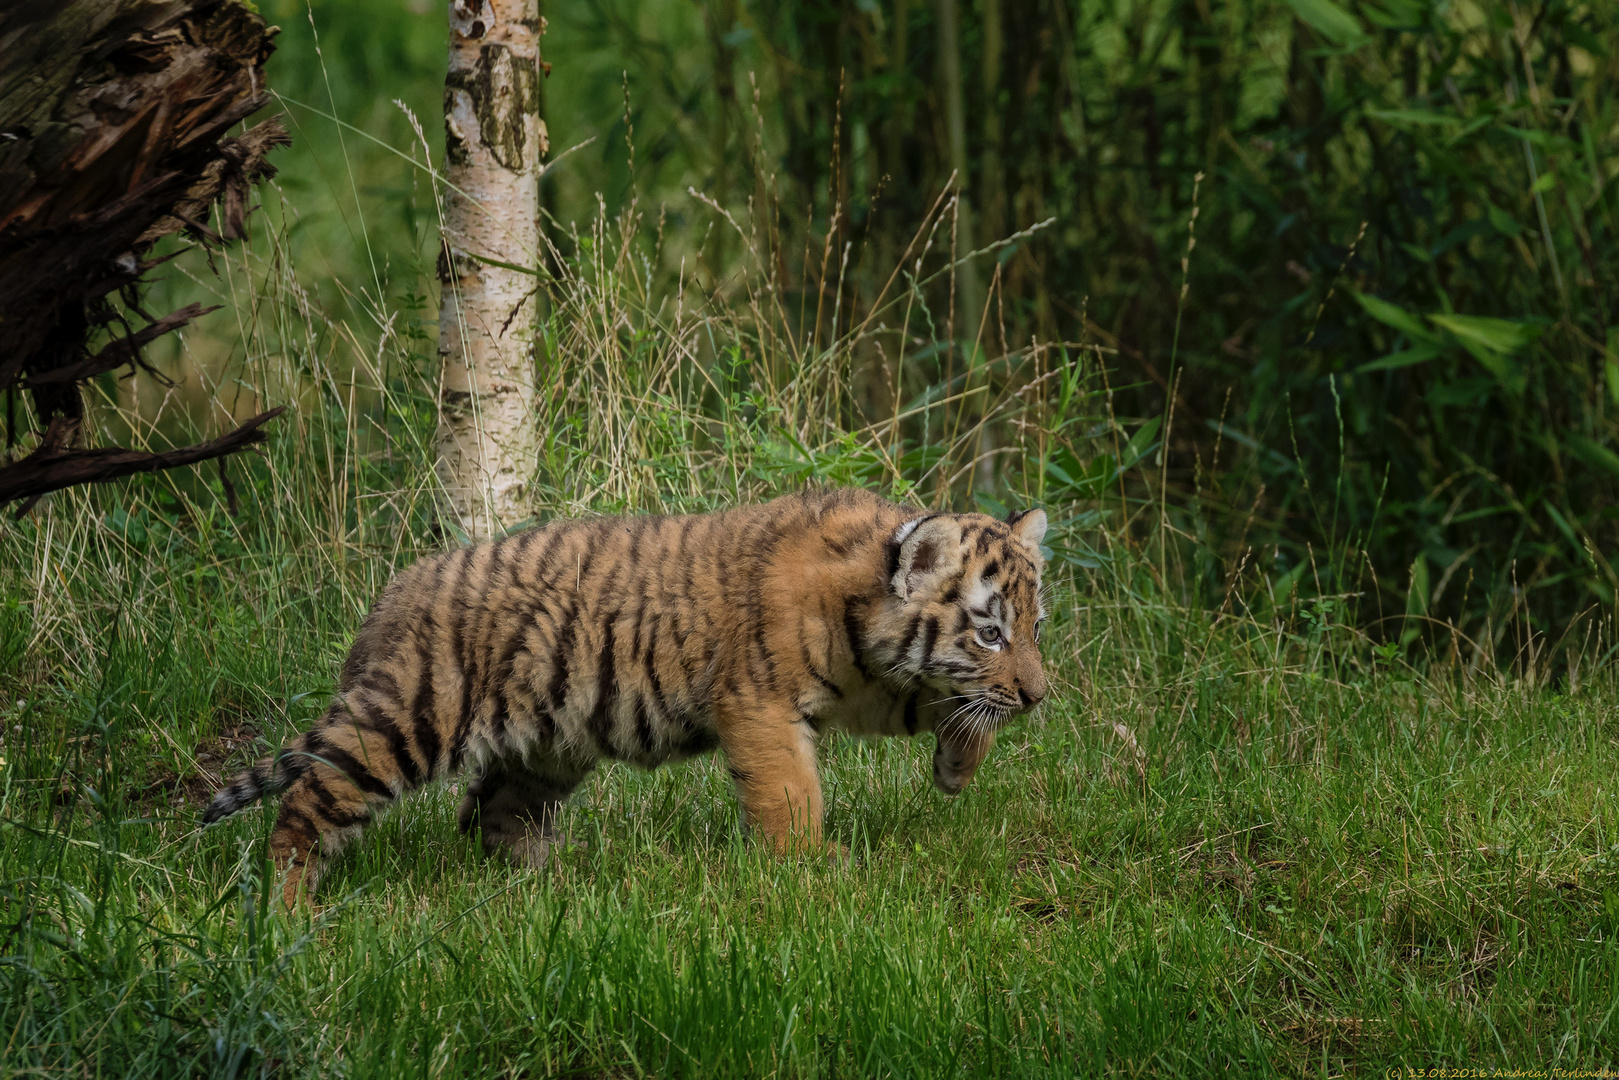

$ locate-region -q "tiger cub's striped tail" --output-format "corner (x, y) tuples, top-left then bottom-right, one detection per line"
(202, 733), (315, 824)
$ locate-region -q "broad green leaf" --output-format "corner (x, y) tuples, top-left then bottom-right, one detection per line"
(1567, 435), (1619, 481)
(1608, 330), (1619, 405)
(1399, 242), (1432, 263)
(1043, 455), (1078, 488)
(1082, 456), (1118, 499)
(1427, 376), (1493, 408)
(1431, 219), (1494, 257)
(1204, 420), (1298, 472)
(1406, 556), (1430, 615)
(1501, 126), (1567, 150)
(1284, 0), (1364, 43)
(1362, 0), (1428, 24)
(1452, 337), (1526, 396)
(1365, 107), (1456, 126)
(1359, 1), (1401, 27)
(1445, 115), (1496, 146)
(1449, 504), (1512, 524)
(464, 251), (543, 277)
(1358, 344), (1440, 372)
(1269, 559), (1309, 607)
(1544, 503), (1580, 547)
(1486, 204), (1520, 237)
(1501, 125), (1549, 147)
(1399, 556), (1429, 644)
(975, 492), (1011, 518)
(1119, 416), (1163, 472)
(1046, 449), (1116, 500)
(1351, 289), (1438, 344)
(1530, 172), (1557, 194)
(1562, 21), (1607, 56)
(1428, 313), (1544, 354)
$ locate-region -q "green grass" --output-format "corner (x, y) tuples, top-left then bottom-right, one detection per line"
(2, 554), (1617, 1075)
(5, 15), (1618, 1068)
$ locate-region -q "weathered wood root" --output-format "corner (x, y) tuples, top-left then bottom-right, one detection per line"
(0, 408), (285, 516)
(0, 0), (290, 511)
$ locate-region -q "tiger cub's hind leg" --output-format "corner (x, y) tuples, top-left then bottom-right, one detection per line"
(456, 759), (593, 869)
(269, 705), (434, 907)
(270, 761), (394, 908)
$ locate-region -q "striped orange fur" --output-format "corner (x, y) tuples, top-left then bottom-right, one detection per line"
(204, 487), (1049, 905)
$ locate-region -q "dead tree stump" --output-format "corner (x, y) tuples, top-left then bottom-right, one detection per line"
(0, 0), (291, 513)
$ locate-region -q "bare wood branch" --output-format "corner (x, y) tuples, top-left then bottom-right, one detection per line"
(0, 407), (286, 512)
(21, 304), (221, 388)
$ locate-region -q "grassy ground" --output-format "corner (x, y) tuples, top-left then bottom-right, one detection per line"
(2, 518), (1616, 1076)
(5, 29), (1617, 1070)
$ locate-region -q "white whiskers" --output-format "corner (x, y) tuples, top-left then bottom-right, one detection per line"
(940, 690), (1011, 740)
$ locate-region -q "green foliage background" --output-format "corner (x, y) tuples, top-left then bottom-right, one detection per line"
(236, 0), (1619, 651)
(3, 4), (1619, 1075)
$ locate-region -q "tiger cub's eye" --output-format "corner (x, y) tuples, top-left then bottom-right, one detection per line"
(977, 625), (1003, 647)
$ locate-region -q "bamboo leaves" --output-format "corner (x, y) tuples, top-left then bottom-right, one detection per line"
(1427, 314), (1544, 396)
(1356, 345), (1440, 373)
(1043, 417), (1161, 502)
(1282, 0), (1365, 45)
(1565, 436), (1619, 483)
(1350, 291), (1544, 396)
(1350, 290), (1437, 345)
(1426, 315), (1543, 356)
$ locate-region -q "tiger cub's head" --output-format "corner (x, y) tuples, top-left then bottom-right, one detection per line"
(884, 508), (1049, 792)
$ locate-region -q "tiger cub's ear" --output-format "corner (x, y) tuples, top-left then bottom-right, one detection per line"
(889, 515), (957, 599)
(1005, 508), (1048, 556)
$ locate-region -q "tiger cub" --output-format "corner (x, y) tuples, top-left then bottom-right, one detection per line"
(204, 487), (1049, 904)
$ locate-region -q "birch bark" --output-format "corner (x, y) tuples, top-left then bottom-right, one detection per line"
(437, 0), (546, 537)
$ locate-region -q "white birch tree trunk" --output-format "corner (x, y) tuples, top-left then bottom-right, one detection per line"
(436, 0), (547, 538)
